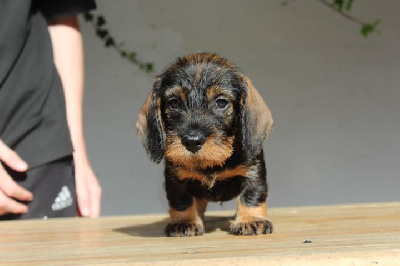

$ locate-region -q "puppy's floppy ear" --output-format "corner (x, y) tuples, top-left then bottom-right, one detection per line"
(240, 76), (273, 161)
(136, 78), (165, 164)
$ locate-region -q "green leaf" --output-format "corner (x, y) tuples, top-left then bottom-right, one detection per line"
(105, 37), (115, 47)
(96, 29), (108, 39)
(120, 51), (127, 58)
(345, 0), (355, 11)
(96, 16), (106, 27)
(145, 63), (154, 72)
(334, 0), (344, 11)
(129, 52), (137, 61)
(84, 12), (94, 21)
(361, 25), (372, 37)
(361, 19), (380, 38)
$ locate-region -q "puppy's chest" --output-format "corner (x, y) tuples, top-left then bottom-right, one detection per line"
(176, 164), (249, 189)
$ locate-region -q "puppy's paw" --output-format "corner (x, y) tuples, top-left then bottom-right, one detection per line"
(230, 220), (273, 236)
(164, 222), (205, 237)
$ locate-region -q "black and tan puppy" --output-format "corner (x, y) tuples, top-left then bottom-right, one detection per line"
(136, 53), (273, 236)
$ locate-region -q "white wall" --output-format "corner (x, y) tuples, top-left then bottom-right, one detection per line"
(80, 0), (400, 216)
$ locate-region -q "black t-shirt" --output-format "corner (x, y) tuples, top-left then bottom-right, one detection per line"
(0, 0), (95, 169)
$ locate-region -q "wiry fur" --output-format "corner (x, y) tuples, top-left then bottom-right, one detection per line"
(136, 53), (274, 236)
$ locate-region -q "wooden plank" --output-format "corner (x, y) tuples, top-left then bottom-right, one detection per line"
(0, 202), (399, 265)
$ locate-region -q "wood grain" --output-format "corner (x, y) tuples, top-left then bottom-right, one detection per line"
(1, 202), (399, 265)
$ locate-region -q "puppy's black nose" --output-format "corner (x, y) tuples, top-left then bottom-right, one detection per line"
(182, 135), (206, 153)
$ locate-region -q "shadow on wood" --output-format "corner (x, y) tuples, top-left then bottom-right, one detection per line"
(113, 214), (234, 237)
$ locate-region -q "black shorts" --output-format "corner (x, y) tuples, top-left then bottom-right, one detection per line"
(0, 156), (77, 220)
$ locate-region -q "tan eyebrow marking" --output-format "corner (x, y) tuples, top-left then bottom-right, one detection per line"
(165, 86), (186, 101)
(206, 86), (235, 101)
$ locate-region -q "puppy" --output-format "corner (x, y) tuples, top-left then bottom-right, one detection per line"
(136, 53), (273, 236)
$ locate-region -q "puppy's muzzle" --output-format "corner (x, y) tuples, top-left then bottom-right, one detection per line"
(182, 134), (206, 153)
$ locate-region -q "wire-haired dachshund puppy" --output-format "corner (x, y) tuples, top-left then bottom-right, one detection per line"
(136, 53), (273, 236)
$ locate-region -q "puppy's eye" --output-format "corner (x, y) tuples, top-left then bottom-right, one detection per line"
(215, 98), (229, 109)
(168, 99), (180, 110)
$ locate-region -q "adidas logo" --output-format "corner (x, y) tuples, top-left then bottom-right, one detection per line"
(51, 186), (73, 211)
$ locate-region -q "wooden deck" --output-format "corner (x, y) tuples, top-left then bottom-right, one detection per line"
(1, 202), (399, 265)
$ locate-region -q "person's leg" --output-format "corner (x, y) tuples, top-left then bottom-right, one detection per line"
(0, 156), (77, 220)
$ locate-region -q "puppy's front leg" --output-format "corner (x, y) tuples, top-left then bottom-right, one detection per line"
(165, 197), (205, 237)
(230, 165), (273, 235)
(230, 197), (273, 235)
(164, 177), (205, 237)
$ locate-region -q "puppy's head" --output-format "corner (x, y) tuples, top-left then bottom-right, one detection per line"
(136, 53), (273, 169)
